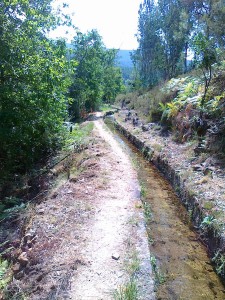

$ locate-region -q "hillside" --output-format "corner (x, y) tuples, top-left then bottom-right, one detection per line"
(116, 50), (133, 68)
(114, 66), (225, 282)
(116, 65), (225, 155)
(116, 50), (134, 82)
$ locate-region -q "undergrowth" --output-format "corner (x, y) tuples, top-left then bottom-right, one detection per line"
(0, 122), (94, 298)
(64, 122), (94, 152)
(116, 64), (225, 150)
(113, 280), (138, 300)
(0, 122), (94, 221)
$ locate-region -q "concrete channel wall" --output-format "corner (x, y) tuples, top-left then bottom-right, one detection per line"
(112, 117), (225, 280)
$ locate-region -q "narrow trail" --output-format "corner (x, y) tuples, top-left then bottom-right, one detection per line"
(9, 117), (154, 299)
(69, 119), (155, 299)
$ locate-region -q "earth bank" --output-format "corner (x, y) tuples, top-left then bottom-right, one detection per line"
(113, 108), (225, 282)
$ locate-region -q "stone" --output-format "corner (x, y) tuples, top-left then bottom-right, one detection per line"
(66, 190), (73, 194)
(193, 164), (202, 171)
(18, 252), (28, 267)
(14, 271), (24, 280)
(203, 167), (215, 176)
(12, 263), (21, 274)
(37, 208), (45, 215)
(142, 124), (149, 132)
(112, 253), (120, 260)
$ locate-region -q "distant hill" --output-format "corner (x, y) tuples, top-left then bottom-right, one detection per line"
(116, 50), (134, 82)
(66, 44), (133, 82)
(116, 50), (133, 68)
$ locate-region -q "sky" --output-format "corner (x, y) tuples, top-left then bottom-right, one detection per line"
(51, 0), (142, 50)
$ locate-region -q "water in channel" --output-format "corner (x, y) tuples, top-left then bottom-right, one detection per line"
(105, 117), (225, 300)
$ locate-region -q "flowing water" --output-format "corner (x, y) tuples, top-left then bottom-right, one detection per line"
(105, 117), (225, 300)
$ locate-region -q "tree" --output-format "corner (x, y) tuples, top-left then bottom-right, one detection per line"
(0, 0), (72, 175)
(133, 0), (224, 89)
(135, 0), (165, 87)
(134, 0), (191, 87)
(69, 30), (105, 118)
(102, 49), (125, 103)
(192, 33), (217, 107)
(69, 30), (124, 118)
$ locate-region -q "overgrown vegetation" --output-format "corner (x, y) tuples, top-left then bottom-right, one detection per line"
(69, 30), (124, 120)
(116, 64), (225, 154)
(212, 251), (225, 278)
(0, 0), (124, 205)
(132, 0), (225, 88)
(0, 122), (94, 298)
(115, 0), (225, 154)
(0, 257), (10, 291)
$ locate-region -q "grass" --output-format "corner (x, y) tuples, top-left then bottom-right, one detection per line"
(200, 215), (224, 237)
(152, 143), (163, 152)
(148, 235), (154, 245)
(140, 184), (147, 198)
(150, 255), (166, 287)
(114, 248), (140, 300)
(126, 251), (140, 276)
(0, 202), (26, 221)
(0, 258), (10, 290)
(113, 280), (138, 300)
(130, 157), (140, 169)
(100, 103), (112, 112)
(127, 216), (138, 226)
(143, 201), (152, 222)
(64, 122), (94, 152)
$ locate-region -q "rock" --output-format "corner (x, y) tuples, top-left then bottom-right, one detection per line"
(197, 176), (209, 184)
(142, 124), (149, 132)
(23, 234), (36, 249)
(37, 208), (45, 215)
(12, 263), (21, 274)
(112, 253), (120, 260)
(14, 270), (24, 280)
(66, 190), (73, 194)
(18, 252), (28, 267)
(203, 167), (215, 176)
(36, 273), (45, 282)
(23, 233), (33, 245)
(133, 117), (139, 126)
(193, 164), (202, 171)
(12, 239), (20, 248)
(69, 176), (78, 183)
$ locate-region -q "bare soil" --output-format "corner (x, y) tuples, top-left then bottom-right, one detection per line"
(116, 109), (225, 233)
(5, 118), (154, 300)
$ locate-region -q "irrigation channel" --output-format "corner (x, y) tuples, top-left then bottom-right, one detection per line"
(104, 116), (225, 300)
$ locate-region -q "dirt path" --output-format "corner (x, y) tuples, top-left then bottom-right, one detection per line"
(69, 120), (154, 299)
(10, 118), (154, 300)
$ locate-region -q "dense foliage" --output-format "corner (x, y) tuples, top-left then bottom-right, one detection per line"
(69, 30), (124, 119)
(133, 0), (225, 88)
(0, 2), (124, 178)
(0, 0), (73, 175)
(117, 1), (225, 154)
